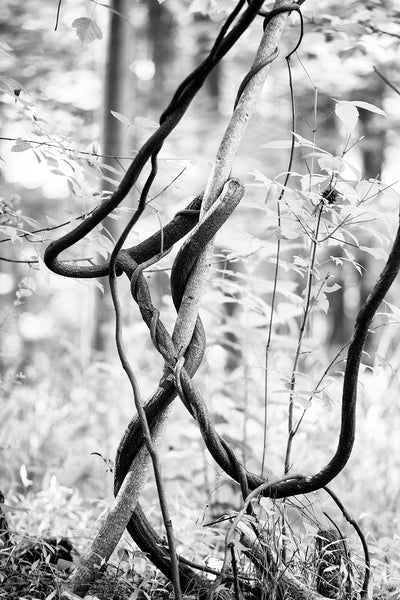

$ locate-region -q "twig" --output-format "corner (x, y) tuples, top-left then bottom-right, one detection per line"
(175, 0), (297, 361)
(284, 205), (323, 474)
(0, 136), (137, 161)
(54, 0), (62, 30)
(229, 542), (241, 600)
(373, 66), (400, 96)
(323, 486), (370, 599)
(0, 255), (93, 265)
(211, 474), (304, 597)
(109, 267), (183, 600)
(262, 48), (299, 477)
(0, 209), (96, 245)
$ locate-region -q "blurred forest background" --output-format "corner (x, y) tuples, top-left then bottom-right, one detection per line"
(1, 0), (400, 591)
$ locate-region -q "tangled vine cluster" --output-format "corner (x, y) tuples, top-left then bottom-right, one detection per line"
(43, 1), (400, 597)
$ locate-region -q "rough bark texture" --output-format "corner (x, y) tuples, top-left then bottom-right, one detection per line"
(68, 2), (296, 595)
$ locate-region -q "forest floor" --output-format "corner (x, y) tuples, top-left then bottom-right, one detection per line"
(1, 532), (399, 600)
(2, 483), (400, 600)
(0, 541), (153, 600)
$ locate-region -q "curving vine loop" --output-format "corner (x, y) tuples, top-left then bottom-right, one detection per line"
(43, 0), (400, 595)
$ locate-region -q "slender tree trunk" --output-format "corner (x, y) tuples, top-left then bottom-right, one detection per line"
(68, 3), (294, 594)
(194, 13), (221, 111)
(93, 0), (131, 354)
(147, 0), (176, 107)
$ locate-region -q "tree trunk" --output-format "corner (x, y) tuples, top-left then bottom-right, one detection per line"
(147, 0), (176, 106)
(194, 13), (221, 112)
(93, 0), (131, 355)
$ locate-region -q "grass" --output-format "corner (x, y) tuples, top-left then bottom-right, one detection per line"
(2, 477), (397, 600)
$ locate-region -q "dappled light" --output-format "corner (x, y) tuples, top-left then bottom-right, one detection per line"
(1, 1), (400, 600)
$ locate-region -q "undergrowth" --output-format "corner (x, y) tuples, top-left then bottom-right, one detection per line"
(2, 478), (400, 599)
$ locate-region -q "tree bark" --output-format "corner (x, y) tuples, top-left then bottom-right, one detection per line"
(68, 2), (295, 595)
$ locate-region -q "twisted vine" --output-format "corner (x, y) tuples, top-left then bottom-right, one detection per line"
(113, 212), (400, 587)
(45, 2), (271, 592)
(42, 0), (400, 597)
(44, 0), (266, 278)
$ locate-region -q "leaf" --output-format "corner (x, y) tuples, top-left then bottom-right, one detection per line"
(330, 255), (343, 265)
(46, 156), (58, 168)
(278, 218), (300, 240)
(293, 255), (309, 268)
(110, 110), (131, 126)
(356, 179), (381, 203)
(189, 0), (233, 14)
(248, 168), (274, 187)
(134, 116), (158, 130)
(0, 41), (14, 59)
(351, 100), (386, 117)
(313, 292), (329, 314)
(20, 276), (36, 291)
(0, 225), (19, 242)
(260, 140), (300, 149)
(293, 394), (312, 409)
(335, 181), (359, 203)
(72, 18), (103, 44)
(12, 139), (31, 152)
(300, 173), (329, 192)
(321, 389), (335, 409)
(276, 302), (302, 319)
(38, 257), (50, 285)
(213, 413), (229, 425)
(383, 301), (400, 319)
(341, 158), (362, 180)
(292, 133), (328, 153)
(335, 101), (359, 131)
(20, 464), (33, 487)
(0, 76), (24, 96)
(318, 155), (344, 173)
(359, 245), (387, 260)
(322, 282), (341, 294)
(21, 214), (40, 228)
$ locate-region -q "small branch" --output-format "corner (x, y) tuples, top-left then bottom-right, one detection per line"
(0, 209), (96, 246)
(263, 198), (282, 477)
(323, 486), (370, 599)
(262, 51), (298, 477)
(175, 0), (296, 358)
(0, 136), (137, 161)
(110, 272), (182, 600)
(284, 205), (323, 474)
(0, 255), (93, 265)
(0, 256), (38, 264)
(229, 542), (241, 600)
(54, 0), (62, 30)
(367, 24), (400, 40)
(373, 67), (400, 97)
(237, 519), (326, 600)
(261, 211), (400, 499)
(211, 474), (304, 597)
